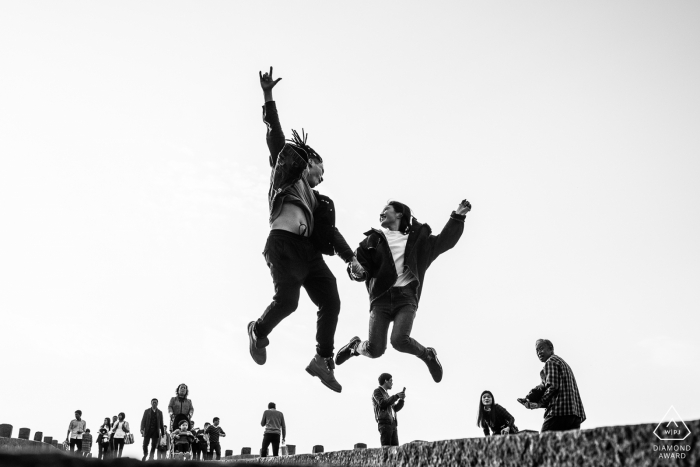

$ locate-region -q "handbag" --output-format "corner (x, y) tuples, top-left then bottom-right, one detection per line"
(124, 433), (134, 445)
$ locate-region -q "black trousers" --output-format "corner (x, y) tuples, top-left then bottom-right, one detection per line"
(192, 442), (201, 460)
(378, 423), (399, 447)
(256, 230), (341, 358)
(69, 438), (83, 453)
(113, 438), (125, 457)
(210, 441), (221, 460)
(261, 432), (281, 457)
(541, 415), (582, 432)
(142, 431), (159, 459)
(98, 441), (110, 460)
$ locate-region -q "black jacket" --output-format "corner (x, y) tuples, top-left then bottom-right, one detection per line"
(262, 101), (353, 262)
(372, 387), (404, 425)
(140, 408), (164, 436)
(351, 212), (466, 305)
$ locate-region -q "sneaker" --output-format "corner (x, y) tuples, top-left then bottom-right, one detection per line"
(421, 347), (443, 383)
(335, 336), (361, 365)
(305, 354), (342, 393)
(248, 321), (269, 365)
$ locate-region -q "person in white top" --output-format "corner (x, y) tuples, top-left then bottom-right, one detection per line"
(111, 412), (130, 458)
(335, 199), (471, 382)
(65, 409), (86, 455)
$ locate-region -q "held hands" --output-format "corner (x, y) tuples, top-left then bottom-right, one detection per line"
(259, 66), (282, 93)
(456, 199), (472, 215)
(500, 427), (510, 435)
(349, 257), (366, 280)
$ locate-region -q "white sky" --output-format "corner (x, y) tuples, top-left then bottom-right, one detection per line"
(1, 0), (699, 458)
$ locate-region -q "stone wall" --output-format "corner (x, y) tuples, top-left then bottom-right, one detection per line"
(0, 438), (60, 454)
(228, 419), (698, 467)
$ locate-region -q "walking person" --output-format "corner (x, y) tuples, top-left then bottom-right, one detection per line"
(140, 398), (164, 461)
(190, 421), (202, 460)
(111, 412), (130, 458)
(157, 424), (170, 460)
(204, 417), (226, 460)
(97, 418), (112, 460)
(525, 339), (586, 432)
(477, 390), (519, 436)
(260, 402), (286, 457)
(108, 415), (118, 457)
(248, 67), (366, 393)
(168, 383), (194, 430)
(336, 199), (472, 382)
(200, 422), (211, 460)
(372, 373), (405, 447)
(65, 410), (86, 455)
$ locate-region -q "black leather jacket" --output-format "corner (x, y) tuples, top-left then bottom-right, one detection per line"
(263, 101), (353, 262)
(372, 387), (404, 425)
(350, 212), (466, 305)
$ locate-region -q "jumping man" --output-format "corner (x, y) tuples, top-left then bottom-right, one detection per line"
(248, 67), (365, 393)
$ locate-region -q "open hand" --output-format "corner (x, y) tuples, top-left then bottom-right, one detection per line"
(526, 402), (540, 409)
(456, 199), (472, 215)
(259, 66), (282, 92)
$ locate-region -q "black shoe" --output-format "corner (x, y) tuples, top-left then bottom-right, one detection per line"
(335, 336), (361, 365)
(421, 347), (443, 382)
(306, 354), (342, 393)
(248, 321), (269, 365)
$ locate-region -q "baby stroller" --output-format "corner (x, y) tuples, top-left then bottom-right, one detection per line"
(170, 415), (195, 460)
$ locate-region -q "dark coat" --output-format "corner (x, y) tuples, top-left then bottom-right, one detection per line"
(140, 408), (164, 436)
(351, 212), (466, 305)
(372, 387), (404, 426)
(262, 101), (353, 262)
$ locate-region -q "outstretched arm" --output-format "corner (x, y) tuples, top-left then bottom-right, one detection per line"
(427, 199), (471, 263)
(260, 67), (286, 166)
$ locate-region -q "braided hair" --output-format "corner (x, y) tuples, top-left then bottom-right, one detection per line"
(288, 129), (323, 163)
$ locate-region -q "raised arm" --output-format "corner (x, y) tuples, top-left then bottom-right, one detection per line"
(260, 67), (286, 166)
(427, 199), (471, 263)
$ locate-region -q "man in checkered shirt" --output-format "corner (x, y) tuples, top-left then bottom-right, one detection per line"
(525, 339), (586, 432)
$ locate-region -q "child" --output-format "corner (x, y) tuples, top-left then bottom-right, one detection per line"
(171, 420), (195, 456)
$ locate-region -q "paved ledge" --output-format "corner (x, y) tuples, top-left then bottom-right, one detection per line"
(226, 419), (699, 467)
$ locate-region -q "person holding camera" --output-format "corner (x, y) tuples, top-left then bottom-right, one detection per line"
(65, 409), (86, 455)
(372, 373), (405, 447)
(524, 339), (586, 433)
(335, 199), (472, 383)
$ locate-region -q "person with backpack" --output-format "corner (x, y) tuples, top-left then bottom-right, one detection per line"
(111, 412), (130, 458)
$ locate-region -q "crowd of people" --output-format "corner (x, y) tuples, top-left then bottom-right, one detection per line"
(63, 383), (283, 461)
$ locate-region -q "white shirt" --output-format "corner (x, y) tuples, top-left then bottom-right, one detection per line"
(113, 420), (129, 439)
(383, 229), (416, 287)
